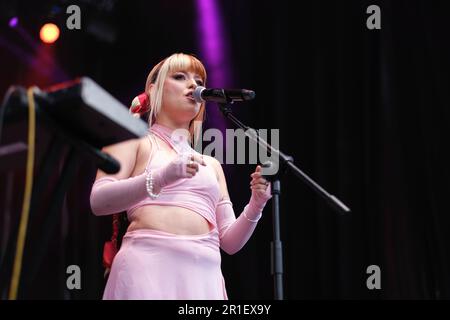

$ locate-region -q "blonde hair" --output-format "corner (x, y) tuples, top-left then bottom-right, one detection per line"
(145, 53), (207, 145)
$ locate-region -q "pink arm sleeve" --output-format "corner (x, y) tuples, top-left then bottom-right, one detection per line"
(216, 199), (266, 255)
(89, 174), (148, 216)
(89, 152), (201, 216)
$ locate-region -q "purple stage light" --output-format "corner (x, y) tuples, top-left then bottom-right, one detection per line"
(196, 0), (231, 87)
(196, 0), (233, 135)
(9, 17), (19, 28)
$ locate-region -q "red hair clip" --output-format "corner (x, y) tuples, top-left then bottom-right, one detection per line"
(130, 92), (150, 114)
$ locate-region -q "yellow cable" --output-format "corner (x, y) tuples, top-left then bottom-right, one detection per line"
(8, 87), (36, 300)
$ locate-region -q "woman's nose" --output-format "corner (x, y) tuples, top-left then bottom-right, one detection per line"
(187, 78), (197, 89)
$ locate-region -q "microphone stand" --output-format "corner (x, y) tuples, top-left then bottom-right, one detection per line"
(217, 102), (351, 300)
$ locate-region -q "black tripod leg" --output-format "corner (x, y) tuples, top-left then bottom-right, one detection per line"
(0, 135), (62, 298)
(19, 145), (78, 298)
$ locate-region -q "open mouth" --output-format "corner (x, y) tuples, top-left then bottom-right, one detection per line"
(186, 92), (196, 102)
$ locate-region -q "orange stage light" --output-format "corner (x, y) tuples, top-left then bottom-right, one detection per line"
(39, 23), (60, 44)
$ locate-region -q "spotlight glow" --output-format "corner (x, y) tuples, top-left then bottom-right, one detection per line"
(39, 23), (60, 44)
(9, 17), (19, 28)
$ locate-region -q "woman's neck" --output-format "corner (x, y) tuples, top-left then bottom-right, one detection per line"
(154, 116), (190, 132)
(151, 120), (191, 148)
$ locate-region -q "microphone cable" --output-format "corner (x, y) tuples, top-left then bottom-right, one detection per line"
(8, 87), (37, 300)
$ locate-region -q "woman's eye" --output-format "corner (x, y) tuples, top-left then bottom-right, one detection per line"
(173, 74), (186, 80)
(173, 73), (203, 86)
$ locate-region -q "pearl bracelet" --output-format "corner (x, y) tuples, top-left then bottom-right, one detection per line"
(145, 169), (159, 199)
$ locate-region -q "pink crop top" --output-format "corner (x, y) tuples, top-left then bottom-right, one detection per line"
(127, 123), (221, 228)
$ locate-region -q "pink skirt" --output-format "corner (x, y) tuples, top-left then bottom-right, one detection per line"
(102, 228), (228, 300)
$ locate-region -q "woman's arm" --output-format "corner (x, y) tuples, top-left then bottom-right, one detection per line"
(89, 138), (146, 216)
(210, 158), (272, 255)
(90, 138), (206, 216)
(95, 138), (141, 181)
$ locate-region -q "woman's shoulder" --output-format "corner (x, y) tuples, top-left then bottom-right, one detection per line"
(202, 154), (222, 167)
(101, 138), (141, 157)
(96, 138), (141, 180)
(104, 137), (141, 149)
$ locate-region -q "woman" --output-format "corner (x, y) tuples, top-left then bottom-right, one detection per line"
(89, 53), (271, 299)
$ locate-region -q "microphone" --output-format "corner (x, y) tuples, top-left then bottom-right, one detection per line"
(193, 86), (255, 103)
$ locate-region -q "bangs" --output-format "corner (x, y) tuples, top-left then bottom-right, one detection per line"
(166, 53), (207, 83)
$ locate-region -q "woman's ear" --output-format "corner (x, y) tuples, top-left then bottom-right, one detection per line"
(147, 83), (155, 106)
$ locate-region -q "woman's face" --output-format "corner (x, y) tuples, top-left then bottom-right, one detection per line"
(160, 70), (204, 124)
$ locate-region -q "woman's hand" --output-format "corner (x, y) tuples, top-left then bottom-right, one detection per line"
(249, 165), (272, 210)
(153, 153), (206, 191)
